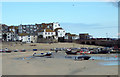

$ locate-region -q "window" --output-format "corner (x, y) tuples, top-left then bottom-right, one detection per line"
(48, 32), (50, 35)
(45, 33), (47, 35)
(8, 36), (10, 38)
(51, 33), (53, 34)
(34, 26), (36, 28)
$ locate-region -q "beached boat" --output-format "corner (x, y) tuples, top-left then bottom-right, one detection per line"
(33, 52), (52, 57)
(66, 51), (77, 55)
(5, 50), (12, 53)
(33, 49), (37, 51)
(0, 49), (5, 53)
(66, 48), (90, 55)
(20, 49), (26, 52)
(75, 55), (91, 60)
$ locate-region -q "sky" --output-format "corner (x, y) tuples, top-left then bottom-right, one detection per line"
(1, 2), (118, 38)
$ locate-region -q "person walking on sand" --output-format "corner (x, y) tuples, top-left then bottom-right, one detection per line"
(55, 49), (58, 53)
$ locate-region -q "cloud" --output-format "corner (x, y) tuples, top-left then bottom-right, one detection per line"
(60, 22), (117, 29)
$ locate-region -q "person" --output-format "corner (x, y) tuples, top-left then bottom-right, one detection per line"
(55, 49), (58, 53)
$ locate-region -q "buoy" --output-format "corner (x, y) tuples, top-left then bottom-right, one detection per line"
(115, 56), (117, 58)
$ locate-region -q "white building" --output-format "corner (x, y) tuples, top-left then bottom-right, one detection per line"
(52, 22), (61, 30)
(54, 28), (65, 38)
(18, 33), (37, 43)
(6, 31), (15, 41)
(71, 34), (79, 40)
(64, 33), (79, 41)
(6, 26), (19, 41)
(38, 28), (56, 39)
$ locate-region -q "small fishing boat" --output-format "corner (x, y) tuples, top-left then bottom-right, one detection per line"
(33, 51), (52, 57)
(14, 49), (18, 52)
(75, 55), (91, 60)
(33, 49), (37, 51)
(20, 49), (26, 52)
(5, 50), (12, 53)
(66, 51), (77, 55)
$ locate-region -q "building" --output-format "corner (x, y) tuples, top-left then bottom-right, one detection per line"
(19, 24), (37, 35)
(7, 26), (19, 41)
(6, 31), (15, 41)
(37, 22), (65, 41)
(38, 28), (56, 39)
(52, 22), (61, 30)
(18, 33), (37, 43)
(54, 28), (65, 42)
(1, 24), (8, 41)
(79, 33), (91, 40)
(1, 22), (66, 43)
(64, 33), (79, 42)
(71, 34), (79, 40)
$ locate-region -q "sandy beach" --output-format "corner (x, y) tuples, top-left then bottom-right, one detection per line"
(1, 42), (118, 75)
(2, 42), (103, 50)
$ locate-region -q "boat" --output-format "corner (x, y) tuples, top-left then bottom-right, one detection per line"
(66, 49), (90, 55)
(33, 49), (37, 51)
(66, 51), (77, 55)
(0, 49), (5, 53)
(75, 55), (91, 60)
(5, 50), (12, 53)
(14, 49), (18, 52)
(20, 49), (26, 52)
(33, 51), (52, 57)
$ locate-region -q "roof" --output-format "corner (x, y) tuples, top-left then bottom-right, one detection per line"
(79, 33), (89, 35)
(71, 34), (78, 36)
(18, 33), (29, 36)
(54, 28), (63, 31)
(2, 24), (7, 26)
(7, 30), (14, 33)
(65, 33), (78, 37)
(46, 28), (55, 32)
(39, 29), (44, 32)
(8, 26), (18, 30)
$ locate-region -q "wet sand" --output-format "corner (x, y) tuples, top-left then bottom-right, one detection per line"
(1, 42), (118, 75)
(2, 51), (118, 75)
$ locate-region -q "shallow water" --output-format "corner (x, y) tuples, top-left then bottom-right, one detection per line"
(99, 61), (120, 66)
(90, 56), (119, 61)
(13, 53), (120, 66)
